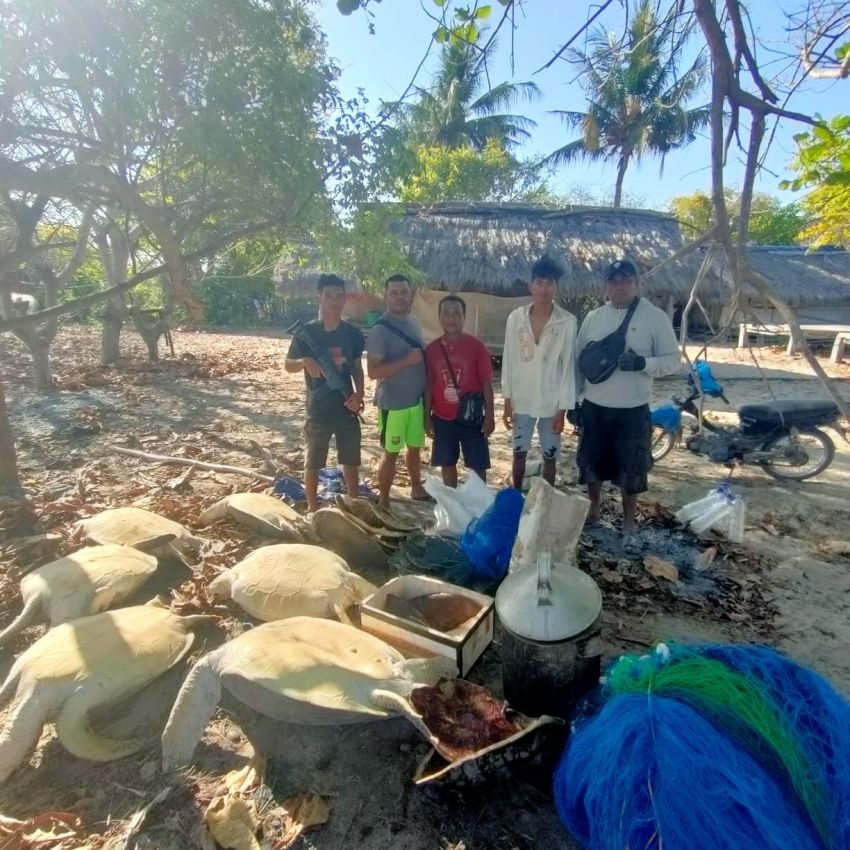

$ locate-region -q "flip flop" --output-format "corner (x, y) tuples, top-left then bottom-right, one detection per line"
(411, 492), (436, 503)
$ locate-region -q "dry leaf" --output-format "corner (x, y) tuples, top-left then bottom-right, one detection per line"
(265, 793), (330, 850)
(695, 546), (717, 571)
(643, 555), (679, 583)
(600, 570), (623, 584)
(224, 756), (265, 795)
(205, 796), (261, 850)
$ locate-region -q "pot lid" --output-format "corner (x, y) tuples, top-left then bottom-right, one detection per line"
(495, 551), (602, 643)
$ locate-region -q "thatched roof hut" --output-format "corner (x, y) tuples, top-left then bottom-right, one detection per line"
(273, 249), (362, 299)
(387, 202), (722, 303)
(720, 246), (850, 325)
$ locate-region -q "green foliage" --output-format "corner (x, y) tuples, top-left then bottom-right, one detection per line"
(547, 0), (709, 207)
(316, 208), (420, 292)
(390, 33), (539, 151)
(398, 140), (539, 203)
(783, 115), (850, 248)
(193, 276), (277, 327)
(668, 190), (809, 245)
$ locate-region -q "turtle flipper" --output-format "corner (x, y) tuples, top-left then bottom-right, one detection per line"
(0, 686), (52, 782)
(0, 594), (42, 649)
(161, 655), (222, 772)
(56, 689), (146, 762)
(333, 602), (354, 626)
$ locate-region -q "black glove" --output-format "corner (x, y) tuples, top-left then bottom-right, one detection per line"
(618, 350), (646, 372)
(566, 407), (582, 428)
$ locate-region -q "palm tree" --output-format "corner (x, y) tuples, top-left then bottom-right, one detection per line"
(397, 39), (541, 151)
(546, 0), (710, 207)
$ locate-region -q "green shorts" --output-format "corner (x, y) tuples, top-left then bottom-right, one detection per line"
(379, 401), (425, 453)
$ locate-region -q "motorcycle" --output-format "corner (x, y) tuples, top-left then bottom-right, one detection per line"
(650, 360), (845, 481)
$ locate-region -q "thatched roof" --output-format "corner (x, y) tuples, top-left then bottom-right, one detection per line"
(737, 246), (850, 305)
(387, 202), (718, 301)
(273, 248), (362, 298)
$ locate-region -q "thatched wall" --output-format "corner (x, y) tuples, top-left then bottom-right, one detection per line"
(388, 202), (724, 301)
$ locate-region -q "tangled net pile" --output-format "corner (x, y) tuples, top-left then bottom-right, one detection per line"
(555, 643), (850, 850)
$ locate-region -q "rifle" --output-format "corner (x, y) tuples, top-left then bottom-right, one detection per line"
(287, 319), (358, 413)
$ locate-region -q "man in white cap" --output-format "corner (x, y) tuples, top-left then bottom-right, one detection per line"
(575, 259), (680, 552)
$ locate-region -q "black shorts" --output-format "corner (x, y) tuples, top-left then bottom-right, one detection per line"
(431, 416), (490, 472)
(577, 400), (652, 494)
(305, 411), (361, 470)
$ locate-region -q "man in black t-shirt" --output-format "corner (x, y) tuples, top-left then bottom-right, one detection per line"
(285, 274), (365, 512)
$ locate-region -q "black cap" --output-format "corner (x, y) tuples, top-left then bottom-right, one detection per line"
(604, 259), (638, 280)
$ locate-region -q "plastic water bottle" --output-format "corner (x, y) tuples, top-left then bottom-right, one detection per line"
(676, 489), (724, 524)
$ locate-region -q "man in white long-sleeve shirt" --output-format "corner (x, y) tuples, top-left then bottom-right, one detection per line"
(502, 256), (577, 489)
(576, 260), (680, 551)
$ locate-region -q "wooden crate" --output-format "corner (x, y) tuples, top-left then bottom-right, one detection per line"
(360, 575), (494, 677)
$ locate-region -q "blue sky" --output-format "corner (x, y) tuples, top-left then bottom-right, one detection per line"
(315, 0), (846, 209)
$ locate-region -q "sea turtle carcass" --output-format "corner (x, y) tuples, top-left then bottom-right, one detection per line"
(198, 493), (314, 541)
(207, 544), (376, 624)
(0, 545), (158, 648)
(0, 605), (210, 782)
(161, 616), (456, 771)
(74, 507), (203, 564)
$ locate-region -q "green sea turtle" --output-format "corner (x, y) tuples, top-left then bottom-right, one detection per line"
(310, 507), (388, 569)
(74, 507), (203, 564)
(198, 493), (314, 541)
(0, 604), (211, 782)
(207, 544), (376, 624)
(161, 616), (457, 771)
(0, 545), (158, 648)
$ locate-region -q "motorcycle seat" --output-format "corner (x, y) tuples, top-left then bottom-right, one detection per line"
(738, 399), (839, 425)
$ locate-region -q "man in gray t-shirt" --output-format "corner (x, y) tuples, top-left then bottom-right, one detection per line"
(366, 274), (429, 507)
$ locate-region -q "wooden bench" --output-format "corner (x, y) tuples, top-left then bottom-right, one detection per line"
(831, 332), (850, 365)
(737, 322), (850, 359)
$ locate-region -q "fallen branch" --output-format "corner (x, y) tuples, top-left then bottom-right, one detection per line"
(111, 446), (275, 483)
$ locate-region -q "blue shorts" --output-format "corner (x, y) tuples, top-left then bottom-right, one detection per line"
(431, 417), (490, 471)
(512, 414), (561, 460)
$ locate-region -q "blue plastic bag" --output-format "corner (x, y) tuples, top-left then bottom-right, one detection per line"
(461, 488), (525, 583)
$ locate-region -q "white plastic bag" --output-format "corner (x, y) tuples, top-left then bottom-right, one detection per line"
(424, 474), (496, 538)
(677, 483), (745, 543)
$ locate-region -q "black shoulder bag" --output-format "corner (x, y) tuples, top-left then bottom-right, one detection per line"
(578, 297), (640, 384)
(439, 343), (486, 427)
(375, 318), (425, 353)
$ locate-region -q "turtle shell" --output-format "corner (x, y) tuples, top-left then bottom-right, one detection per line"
(76, 507), (199, 555)
(14, 606), (194, 688)
(211, 544), (374, 621)
(199, 493), (306, 541)
(311, 508), (388, 571)
(216, 617), (408, 719)
(22, 544), (158, 623)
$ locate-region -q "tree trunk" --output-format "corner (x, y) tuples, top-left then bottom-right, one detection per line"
(101, 294), (127, 366)
(29, 337), (52, 390)
(613, 152), (630, 208)
(0, 380), (22, 498)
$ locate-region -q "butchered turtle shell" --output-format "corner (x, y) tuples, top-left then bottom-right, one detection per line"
(216, 617), (407, 717)
(216, 544), (374, 621)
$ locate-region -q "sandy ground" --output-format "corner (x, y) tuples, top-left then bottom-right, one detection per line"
(1, 325), (850, 849)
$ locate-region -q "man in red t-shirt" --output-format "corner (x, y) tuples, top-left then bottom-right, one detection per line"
(424, 295), (495, 486)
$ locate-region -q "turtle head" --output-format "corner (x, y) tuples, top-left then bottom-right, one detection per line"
(207, 569), (233, 601)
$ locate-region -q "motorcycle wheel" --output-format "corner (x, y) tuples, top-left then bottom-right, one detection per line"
(760, 428), (835, 481)
(650, 425), (678, 462)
